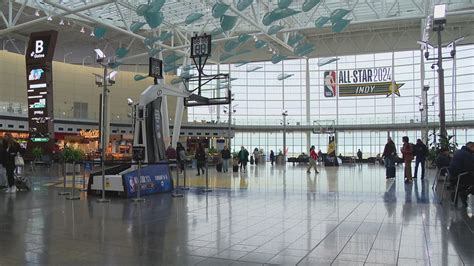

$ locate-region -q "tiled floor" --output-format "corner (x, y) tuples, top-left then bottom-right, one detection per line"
(1, 163), (474, 265)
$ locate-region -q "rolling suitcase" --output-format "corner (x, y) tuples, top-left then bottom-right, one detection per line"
(386, 166), (396, 179)
(15, 166), (31, 191)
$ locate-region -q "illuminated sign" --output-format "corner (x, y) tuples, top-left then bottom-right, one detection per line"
(28, 69), (44, 81)
(26, 30), (57, 152)
(31, 137), (50, 142)
(29, 99), (46, 109)
(79, 130), (100, 139)
(324, 67), (404, 97)
(26, 31), (58, 64)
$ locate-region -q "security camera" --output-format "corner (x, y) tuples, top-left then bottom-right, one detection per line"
(424, 51), (429, 60)
(127, 98), (133, 106)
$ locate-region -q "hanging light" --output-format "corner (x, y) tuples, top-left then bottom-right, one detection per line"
(59, 19), (64, 25)
(67, 20), (71, 26)
(80, 27), (85, 33)
(47, 16), (53, 21)
(90, 31), (95, 37)
(35, 10), (40, 17)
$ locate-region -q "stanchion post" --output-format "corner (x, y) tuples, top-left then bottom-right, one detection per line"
(132, 160), (145, 203)
(181, 160), (189, 190)
(58, 162), (70, 196)
(172, 160), (184, 197)
(202, 160), (212, 192)
(67, 161), (80, 200)
(80, 161), (89, 192)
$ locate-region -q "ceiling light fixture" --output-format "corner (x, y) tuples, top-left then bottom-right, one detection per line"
(59, 19), (64, 25)
(90, 31), (95, 37)
(47, 16), (53, 21)
(80, 27), (85, 33)
(35, 10), (40, 16)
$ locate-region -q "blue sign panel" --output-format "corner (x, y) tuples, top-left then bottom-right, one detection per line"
(122, 163), (173, 198)
(84, 161), (93, 172)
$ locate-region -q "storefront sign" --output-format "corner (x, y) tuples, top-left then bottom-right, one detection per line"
(80, 130), (100, 139)
(0, 132), (29, 139)
(25, 30), (58, 153)
(122, 164), (173, 198)
(324, 67), (403, 97)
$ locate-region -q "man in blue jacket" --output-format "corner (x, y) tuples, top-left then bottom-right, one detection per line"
(450, 142), (474, 206)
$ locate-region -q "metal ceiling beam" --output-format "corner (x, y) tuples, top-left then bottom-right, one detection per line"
(0, 0), (112, 35)
(43, 0), (187, 56)
(226, 4), (295, 54)
(12, 0), (29, 26)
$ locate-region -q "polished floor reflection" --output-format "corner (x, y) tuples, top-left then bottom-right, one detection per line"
(1, 163), (474, 265)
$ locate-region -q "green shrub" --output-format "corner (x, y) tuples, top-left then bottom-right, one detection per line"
(61, 147), (85, 163)
(32, 147), (43, 160)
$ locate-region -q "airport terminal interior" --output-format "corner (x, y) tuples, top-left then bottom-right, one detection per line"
(1, 0), (474, 265)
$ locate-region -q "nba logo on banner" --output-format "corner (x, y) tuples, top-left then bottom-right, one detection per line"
(324, 71), (337, 97)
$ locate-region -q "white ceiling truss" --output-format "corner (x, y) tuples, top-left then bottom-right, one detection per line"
(1, 0), (474, 66)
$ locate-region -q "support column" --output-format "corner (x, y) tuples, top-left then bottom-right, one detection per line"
(420, 48), (429, 144)
(216, 63), (221, 122)
(161, 95), (170, 147)
(391, 51), (396, 137)
(305, 58), (311, 152)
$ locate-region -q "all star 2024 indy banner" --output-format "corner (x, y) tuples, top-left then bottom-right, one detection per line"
(324, 67), (403, 97)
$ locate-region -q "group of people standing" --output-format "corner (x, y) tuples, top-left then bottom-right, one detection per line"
(382, 136), (428, 183)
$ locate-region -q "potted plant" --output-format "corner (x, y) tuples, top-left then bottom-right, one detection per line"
(62, 147), (85, 174)
(427, 130), (458, 168)
(32, 147), (44, 162)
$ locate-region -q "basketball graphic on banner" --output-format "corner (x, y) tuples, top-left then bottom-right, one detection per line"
(324, 71), (337, 97)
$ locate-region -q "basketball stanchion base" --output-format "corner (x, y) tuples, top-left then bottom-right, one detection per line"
(202, 189), (212, 193)
(172, 193), (184, 197)
(58, 191), (70, 196)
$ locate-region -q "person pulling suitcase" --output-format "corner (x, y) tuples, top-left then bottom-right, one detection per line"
(383, 137), (397, 179)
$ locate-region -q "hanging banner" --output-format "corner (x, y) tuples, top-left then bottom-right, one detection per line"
(324, 67), (403, 97)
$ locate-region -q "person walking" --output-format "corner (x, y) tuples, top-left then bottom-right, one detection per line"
(307, 145), (319, 174)
(176, 142), (185, 173)
(357, 149), (363, 163)
(401, 136), (414, 184)
(1, 133), (20, 193)
(383, 137), (397, 179)
(195, 143), (206, 176)
(221, 146), (231, 173)
(270, 150), (275, 165)
(413, 139), (428, 180)
(238, 146), (249, 173)
(253, 148), (259, 165)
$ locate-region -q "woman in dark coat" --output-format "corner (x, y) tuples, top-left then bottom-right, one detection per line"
(2, 133), (20, 193)
(195, 143), (206, 176)
(383, 137), (397, 179)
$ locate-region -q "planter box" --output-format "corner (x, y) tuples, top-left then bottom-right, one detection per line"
(65, 163), (81, 174)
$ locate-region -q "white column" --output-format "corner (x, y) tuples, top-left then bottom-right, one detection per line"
(216, 63), (221, 122)
(161, 95), (170, 147)
(305, 58), (311, 152)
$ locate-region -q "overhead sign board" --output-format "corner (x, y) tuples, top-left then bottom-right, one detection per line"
(324, 67), (404, 97)
(26, 30), (58, 65)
